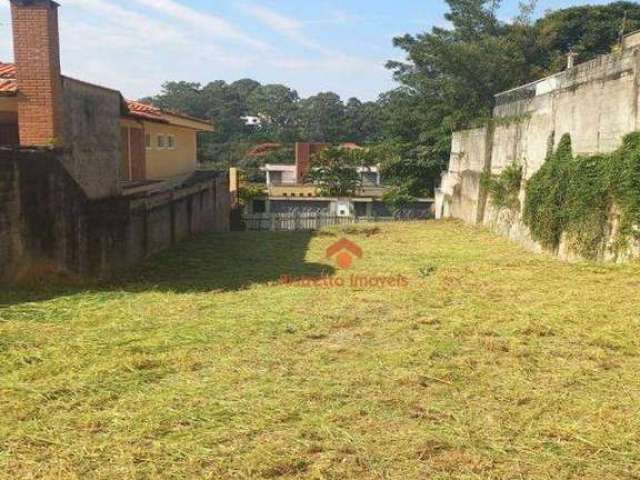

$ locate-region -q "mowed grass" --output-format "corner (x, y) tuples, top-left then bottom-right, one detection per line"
(1, 220), (640, 479)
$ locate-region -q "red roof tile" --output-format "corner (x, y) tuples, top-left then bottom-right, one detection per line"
(0, 61), (211, 128)
(246, 143), (283, 157)
(128, 101), (214, 125)
(0, 63), (16, 79)
(126, 100), (166, 122)
(0, 63), (17, 95)
(0, 79), (17, 94)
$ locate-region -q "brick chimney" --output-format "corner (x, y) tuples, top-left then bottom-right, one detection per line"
(295, 143), (329, 183)
(295, 143), (311, 183)
(10, 0), (64, 146)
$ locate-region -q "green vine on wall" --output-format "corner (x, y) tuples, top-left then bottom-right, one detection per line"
(522, 132), (640, 259)
(523, 134), (574, 251)
(480, 163), (523, 211)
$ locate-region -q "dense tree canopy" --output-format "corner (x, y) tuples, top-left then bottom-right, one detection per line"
(144, 80), (383, 170)
(143, 0), (640, 203)
(379, 0), (640, 204)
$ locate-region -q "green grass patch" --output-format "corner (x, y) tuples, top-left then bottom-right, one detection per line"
(1, 221), (640, 478)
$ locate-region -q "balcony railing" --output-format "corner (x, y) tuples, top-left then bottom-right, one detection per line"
(267, 184), (387, 198)
(269, 184), (319, 198)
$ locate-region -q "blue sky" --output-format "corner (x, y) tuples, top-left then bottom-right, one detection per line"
(0, 0), (616, 101)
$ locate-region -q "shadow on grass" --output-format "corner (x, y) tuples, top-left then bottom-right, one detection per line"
(129, 230), (334, 292)
(0, 230), (335, 307)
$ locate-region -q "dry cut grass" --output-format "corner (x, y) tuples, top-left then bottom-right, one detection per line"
(1, 220), (640, 479)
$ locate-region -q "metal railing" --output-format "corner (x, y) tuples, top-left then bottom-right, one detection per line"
(242, 210), (432, 232)
(242, 212), (423, 232)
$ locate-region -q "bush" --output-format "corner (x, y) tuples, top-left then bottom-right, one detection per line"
(563, 154), (610, 258)
(523, 134), (573, 251)
(523, 132), (640, 259)
(609, 133), (640, 248)
(480, 162), (523, 211)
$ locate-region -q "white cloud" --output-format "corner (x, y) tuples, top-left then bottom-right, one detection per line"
(51, 0), (263, 98)
(242, 4), (332, 56)
(0, 0), (394, 102)
(306, 9), (359, 26)
(130, 0), (269, 51)
(240, 4), (384, 79)
(270, 55), (384, 74)
(64, 0), (187, 45)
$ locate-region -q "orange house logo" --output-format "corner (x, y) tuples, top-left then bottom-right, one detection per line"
(326, 238), (363, 269)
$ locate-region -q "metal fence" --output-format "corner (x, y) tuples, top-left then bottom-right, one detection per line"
(242, 213), (399, 231)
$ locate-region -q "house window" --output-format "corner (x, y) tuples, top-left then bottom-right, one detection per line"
(167, 135), (176, 149)
(145, 133), (151, 149)
(157, 134), (166, 149)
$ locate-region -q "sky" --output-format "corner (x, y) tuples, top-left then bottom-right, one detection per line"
(0, 0), (618, 102)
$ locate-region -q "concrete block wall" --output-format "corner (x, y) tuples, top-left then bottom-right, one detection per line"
(61, 77), (123, 199)
(0, 147), (230, 283)
(173, 199), (191, 243)
(0, 160), (22, 277)
(439, 127), (490, 225)
(438, 46), (640, 260)
(146, 206), (173, 257)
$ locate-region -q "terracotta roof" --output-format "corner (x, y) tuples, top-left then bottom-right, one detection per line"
(246, 143), (283, 157)
(0, 79), (17, 94)
(0, 63), (17, 95)
(0, 63), (16, 79)
(126, 100), (167, 122)
(0, 61), (212, 129)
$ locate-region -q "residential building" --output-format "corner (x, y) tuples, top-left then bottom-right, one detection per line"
(0, 1), (213, 198)
(241, 115), (262, 127)
(0, 0), (229, 282)
(248, 142), (431, 218)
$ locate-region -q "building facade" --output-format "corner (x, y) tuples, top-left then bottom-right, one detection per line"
(0, 1), (213, 199)
(249, 142), (431, 219)
(0, 0), (229, 282)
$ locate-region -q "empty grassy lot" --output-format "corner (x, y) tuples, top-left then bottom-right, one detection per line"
(1, 220), (640, 479)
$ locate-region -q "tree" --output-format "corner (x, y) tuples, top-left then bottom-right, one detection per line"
(141, 81), (208, 118)
(383, 0), (530, 200)
(247, 84), (300, 141)
(444, 0), (502, 40)
(297, 93), (347, 143)
(344, 98), (383, 144)
(307, 147), (372, 197)
(229, 78), (261, 100)
(383, 0), (640, 201)
(142, 78), (382, 169)
(534, 1), (640, 72)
